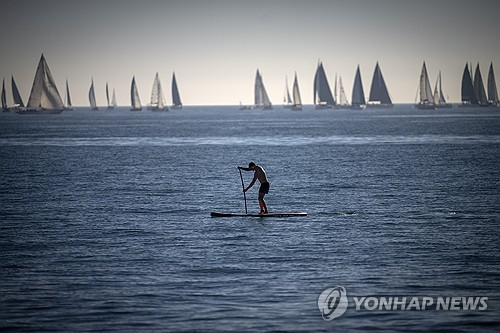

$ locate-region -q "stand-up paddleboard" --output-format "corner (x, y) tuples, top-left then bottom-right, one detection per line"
(211, 212), (307, 218)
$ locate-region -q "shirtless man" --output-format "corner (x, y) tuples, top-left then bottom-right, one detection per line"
(238, 162), (270, 214)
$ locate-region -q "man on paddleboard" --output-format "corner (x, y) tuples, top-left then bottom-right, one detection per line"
(238, 162), (269, 214)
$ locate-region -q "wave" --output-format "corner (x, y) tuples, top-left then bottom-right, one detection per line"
(1, 135), (500, 147)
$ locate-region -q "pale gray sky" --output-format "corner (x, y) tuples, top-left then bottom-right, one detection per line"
(1, 0), (499, 106)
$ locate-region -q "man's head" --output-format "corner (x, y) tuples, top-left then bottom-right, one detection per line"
(248, 162), (256, 169)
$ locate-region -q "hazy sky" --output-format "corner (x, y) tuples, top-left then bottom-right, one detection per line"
(1, 0), (499, 106)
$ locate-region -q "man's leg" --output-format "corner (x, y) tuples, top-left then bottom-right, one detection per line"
(259, 192), (268, 214)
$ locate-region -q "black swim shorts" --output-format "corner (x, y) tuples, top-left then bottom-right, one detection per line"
(259, 182), (270, 194)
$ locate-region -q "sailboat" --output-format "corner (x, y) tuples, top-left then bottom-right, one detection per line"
(473, 64), (488, 106)
(487, 63), (499, 106)
(283, 76), (293, 108)
(111, 88), (117, 108)
(11, 75), (25, 111)
(254, 69), (272, 110)
(130, 76), (142, 111)
(150, 73), (166, 111)
(367, 62), (392, 108)
(1, 79), (8, 112)
(171, 72), (183, 109)
(290, 72), (302, 111)
(350, 65), (366, 110)
(433, 71), (452, 108)
(314, 61), (335, 109)
(106, 82), (114, 109)
(89, 78), (98, 111)
(64, 79), (74, 110)
(18, 54), (64, 114)
(415, 61), (435, 109)
(460, 63), (477, 107)
(337, 76), (348, 108)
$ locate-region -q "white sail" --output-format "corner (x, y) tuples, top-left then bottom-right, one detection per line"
(338, 76), (348, 106)
(284, 76), (292, 106)
(292, 73), (302, 106)
(130, 76), (142, 111)
(26, 54), (64, 111)
(254, 69), (272, 109)
(150, 72), (165, 110)
(111, 89), (117, 107)
(418, 61), (434, 105)
(89, 78), (98, 110)
(11, 76), (24, 107)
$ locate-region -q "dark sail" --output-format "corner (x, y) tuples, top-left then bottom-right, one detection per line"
(11, 76), (24, 107)
(473, 64), (488, 105)
(487, 63), (499, 104)
(368, 62), (392, 105)
(351, 65), (365, 106)
(172, 72), (182, 107)
(313, 62), (335, 106)
(461, 63), (478, 105)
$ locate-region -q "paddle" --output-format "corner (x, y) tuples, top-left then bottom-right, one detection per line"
(238, 167), (248, 214)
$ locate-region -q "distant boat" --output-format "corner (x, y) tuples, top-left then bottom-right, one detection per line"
(337, 76), (349, 108)
(18, 54), (64, 114)
(111, 88), (117, 108)
(291, 72), (302, 111)
(150, 72), (166, 111)
(239, 102), (252, 110)
(367, 62), (392, 108)
(11, 75), (25, 111)
(106, 82), (113, 110)
(433, 71), (452, 109)
(314, 61), (335, 109)
(350, 65), (366, 110)
(283, 76), (293, 108)
(254, 69), (272, 109)
(415, 61), (435, 109)
(65, 79), (74, 110)
(89, 78), (98, 111)
(130, 76), (142, 111)
(487, 63), (499, 106)
(1, 79), (8, 112)
(473, 64), (488, 106)
(460, 63), (477, 107)
(171, 72), (182, 109)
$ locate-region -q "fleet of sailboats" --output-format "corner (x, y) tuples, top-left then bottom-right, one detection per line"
(461, 62), (498, 107)
(3, 54), (499, 113)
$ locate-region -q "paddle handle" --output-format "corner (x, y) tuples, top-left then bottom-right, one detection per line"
(238, 167), (248, 214)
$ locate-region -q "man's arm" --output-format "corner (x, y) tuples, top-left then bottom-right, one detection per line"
(238, 166), (252, 171)
(244, 173), (257, 192)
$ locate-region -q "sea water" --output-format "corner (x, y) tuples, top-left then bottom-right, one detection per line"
(0, 105), (499, 332)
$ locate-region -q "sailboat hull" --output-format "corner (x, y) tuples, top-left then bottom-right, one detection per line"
(16, 108), (64, 114)
(290, 105), (302, 111)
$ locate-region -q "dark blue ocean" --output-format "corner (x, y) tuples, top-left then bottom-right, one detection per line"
(1, 105), (499, 332)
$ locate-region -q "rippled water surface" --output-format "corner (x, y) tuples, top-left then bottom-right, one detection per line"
(1, 105), (499, 332)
